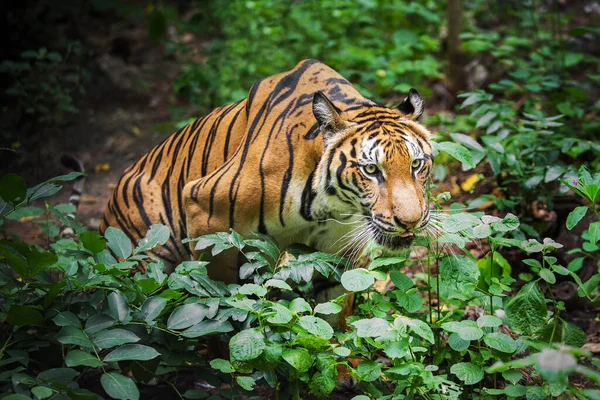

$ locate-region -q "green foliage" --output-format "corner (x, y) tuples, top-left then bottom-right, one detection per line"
(169, 0), (443, 110)
(0, 42), (89, 126)
(1, 167), (599, 398)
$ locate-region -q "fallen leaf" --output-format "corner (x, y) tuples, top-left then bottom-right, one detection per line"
(95, 163), (111, 173)
(461, 173), (482, 192)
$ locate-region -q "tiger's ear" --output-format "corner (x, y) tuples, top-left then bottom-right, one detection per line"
(313, 91), (348, 143)
(397, 88), (424, 120)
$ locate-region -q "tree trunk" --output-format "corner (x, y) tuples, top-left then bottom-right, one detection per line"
(447, 0), (466, 95)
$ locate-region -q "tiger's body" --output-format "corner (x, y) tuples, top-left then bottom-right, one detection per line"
(101, 59), (433, 282)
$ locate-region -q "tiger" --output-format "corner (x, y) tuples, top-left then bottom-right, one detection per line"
(101, 59), (433, 283)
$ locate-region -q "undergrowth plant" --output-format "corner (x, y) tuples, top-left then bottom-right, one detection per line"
(1, 167), (599, 399)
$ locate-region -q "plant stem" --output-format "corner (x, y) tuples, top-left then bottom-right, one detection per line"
(489, 245), (495, 315)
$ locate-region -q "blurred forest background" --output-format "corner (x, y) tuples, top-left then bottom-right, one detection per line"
(1, 0), (600, 398)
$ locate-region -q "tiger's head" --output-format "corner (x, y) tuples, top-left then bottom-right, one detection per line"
(312, 90), (432, 253)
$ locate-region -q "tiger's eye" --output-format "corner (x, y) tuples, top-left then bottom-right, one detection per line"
(364, 164), (378, 174)
(411, 159), (422, 169)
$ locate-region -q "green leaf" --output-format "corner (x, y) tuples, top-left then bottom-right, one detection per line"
(282, 348), (313, 372)
(210, 358), (235, 373)
(84, 314), (116, 334)
(298, 316), (334, 339)
(56, 326), (94, 348)
(450, 362), (484, 385)
(108, 290), (130, 322)
(390, 271), (414, 292)
(264, 279), (292, 291)
(314, 302), (343, 315)
(540, 268), (556, 284)
(101, 372), (140, 400)
(505, 282), (547, 335)
(439, 255), (480, 300)
(0, 173), (27, 204)
(397, 292), (423, 313)
(448, 333), (470, 351)
(167, 303), (208, 330)
(341, 268), (374, 291)
(134, 224), (170, 254)
(7, 305), (43, 327)
(80, 230), (106, 254)
(181, 319), (233, 338)
(502, 369), (522, 385)
(138, 296), (167, 321)
(289, 298), (312, 314)
(266, 303), (293, 324)
(31, 386), (53, 399)
(483, 332), (517, 353)
(105, 227), (133, 259)
(566, 206), (588, 230)
(504, 384), (527, 397)
(235, 376), (256, 391)
(333, 346), (351, 357)
(491, 213), (520, 232)
(357, 361), (382, 382)
(36, 368), (75, 384)
(352, 318), (389, 338)
(589, 222), (600, 245)
(309, 372), (336, 397)
(402, 317), (435, 344)
(442, 212), (480, 233)
(229, 328), (265, 361)
(52, 311), (81, 328)
(238, 283), (267, 297)
(103, 344), (160, 362)
(434, 141), (475, 169)
(65, 350), (103, 367)
(93, 329), (140, 348)
(476, 315), (502, 328)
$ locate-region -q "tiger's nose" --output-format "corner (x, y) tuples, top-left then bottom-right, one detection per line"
(393, 215), (420, 230)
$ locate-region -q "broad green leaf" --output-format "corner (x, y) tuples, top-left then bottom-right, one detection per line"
(448, 333), (470, 351)
(504, 385), (527, 397)
(441, 212), (480, 233)
(333, 346), (351, 357)
(589, 221), (600, 245)
(434, 142), (475, 169)
(282, 348), (313, 372)
(229, 329), (265, 361)
(210, 358), (235, 373)
(357, 361), (382, 382)
(476, 315), (502, 328)
(397, 292), (423, 312)
(238, 283), (267, 297)
(84, 314), (116, 334)
(390, 271), (414, 292)
(31, 386), (53, 399)
(167, 303), (208, 330)
(105, 227), (133, 259)
(341, 268), (374, 291)
(94, 329), (140, 348)
(0, 173), (27, 204)
(52, 311), (81, 328)
(566, 206), (587, 230)
(352, 318), (389, 338)
(298, 316), (333, 339)
(491, 213), (520, 232)
(483, 332), (517, 353)
(309, 372), (336, 397)
(80, 230), (106, 254)
(134, 224), (170, 253)
(314, 302), (342, 315)
(181, 319), (233, 338)
(65, 350), (103, 367)
(505, 282), (547, 335)
(450, 362), (484, 385)
(289, 298), (311, 314)
(266, 303), (293, 324)
(235, 376), (255, 391)
(103, 344), (160, 362)
(439, 255), (480, 300)
(367, 255), (407, 270)
(502, 369), (522, 385)
(101, 372), (140, 400)
(7, 305), (43, 327)
(401, 317), (434, 344)
(540, 269), (556, 284)
(108, 291), (130, 322)
(56, 326), (94, 348)
(264, 279), (292, 291)
(138, 296), (168, 321)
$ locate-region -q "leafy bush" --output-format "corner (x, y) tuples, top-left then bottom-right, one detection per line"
(1, 166), (598, 399)
(0, 42), (89, 127)
(169, 0), (443, 110)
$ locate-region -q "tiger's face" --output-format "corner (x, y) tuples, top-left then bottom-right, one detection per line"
(312, 90), (432, 252)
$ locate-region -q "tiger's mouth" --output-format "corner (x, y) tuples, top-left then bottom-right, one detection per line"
(370, 225), (416, 250)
